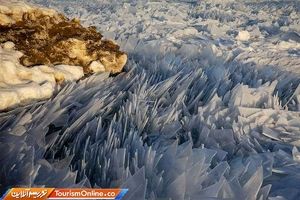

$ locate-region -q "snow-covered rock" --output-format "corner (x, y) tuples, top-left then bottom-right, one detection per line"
(0, 0), (58, 25)
(0, 1), (127, 74)
(0, 42), (84, 110)
(88, 60), (106, 73)
(0, 0), (128, 110)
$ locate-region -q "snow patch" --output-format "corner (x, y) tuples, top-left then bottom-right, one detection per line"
(88, 61), (106, 73)
(0, 42), (84, 110)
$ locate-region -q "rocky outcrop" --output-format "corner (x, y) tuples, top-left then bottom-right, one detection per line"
(0, 1), (127, 74)
(0, 1), (127, 111)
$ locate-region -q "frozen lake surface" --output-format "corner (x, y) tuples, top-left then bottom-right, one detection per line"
(1, 0), (300, 199)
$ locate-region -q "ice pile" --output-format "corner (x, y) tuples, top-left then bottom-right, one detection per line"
(1, 44), (300, 199)
(1, 0), (300, 200)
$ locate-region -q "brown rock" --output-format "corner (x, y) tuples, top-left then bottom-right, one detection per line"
(0, 4), (127, 74)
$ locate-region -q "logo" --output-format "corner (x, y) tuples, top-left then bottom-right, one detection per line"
(1, 188), (128, 200)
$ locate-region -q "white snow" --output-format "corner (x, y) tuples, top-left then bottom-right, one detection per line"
(0, 82), (54, 110)
(88, 61), (106, 73)
(0, 42), (84, 110)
